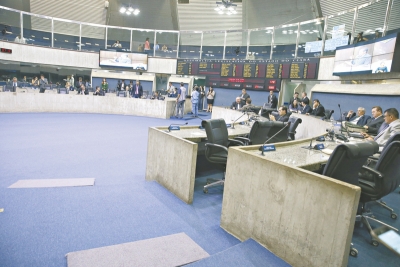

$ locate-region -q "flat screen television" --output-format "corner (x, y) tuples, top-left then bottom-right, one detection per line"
(99, 49), (148, 71)
(333, 33), (400, 76)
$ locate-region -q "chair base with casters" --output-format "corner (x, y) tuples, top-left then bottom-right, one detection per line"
(203, 173), (225, 193)
(350, 243), (358, 257)
(375, 199), (397, 219)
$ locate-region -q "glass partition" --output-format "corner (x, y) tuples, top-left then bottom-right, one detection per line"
(224, 30), (248, 60)
(155, 31), (178, 58)
(387, 0), (400, 34)
(272, 24), (298, 59)
(297, 19), (325, 58)
(22, 13), (52, 47)
(107, 27), (131, 50)
(202, 31), (225, 59)
(132, 29), (154, 54)
(355, 1), (388, 41)
(81, 24), (105, 52)
(0, 9), (20, 42)
(179, 32), (201, 59)
(323, 9), (355, 56)
(249, 28), (273, 60)
(53, 19), (80, 50)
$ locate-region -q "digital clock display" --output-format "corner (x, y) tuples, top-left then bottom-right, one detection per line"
(1, 48), (12, 54)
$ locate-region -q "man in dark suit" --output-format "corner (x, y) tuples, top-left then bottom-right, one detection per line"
(268, 90), (278, 109)
(345, 107), (371, 126)
(269, 106), (290, 122)
(39, 74), (48, 93)
(239, 88), (250, 106)
(300, 101), (312, 114)
(76, 84), (88, 95)
(132, 80), (143, 98)
(10, 77), (19, 92)
(230, 97), (243, 110)
(310, 99), (325, 117)
(364, 106), (384, 134)
(118, 80), (127, 91)
(301, 92), (309, 105)
(289, 92), (300, 106)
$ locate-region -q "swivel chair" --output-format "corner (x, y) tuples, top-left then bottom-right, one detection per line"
(58, 87), (68, 94)
(320, 141), (379, 257)
(201, 119), (244, 193)
(235, 121), (290, 145)
(324, 109), (334, 120)
(288, 116), (302, 140)
(357, 141), (400, 246)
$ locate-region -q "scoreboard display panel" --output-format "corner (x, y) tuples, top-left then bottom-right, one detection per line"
(176, 58), (319, 90)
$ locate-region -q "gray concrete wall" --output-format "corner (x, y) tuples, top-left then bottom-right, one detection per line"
(221, 143), (361, 267)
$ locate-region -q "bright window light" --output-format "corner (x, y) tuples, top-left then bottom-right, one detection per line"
(119, 7), (126, 13)
(128, 7), (134, 12)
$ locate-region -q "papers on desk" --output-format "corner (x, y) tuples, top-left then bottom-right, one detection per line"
(321, 148), (334, 155)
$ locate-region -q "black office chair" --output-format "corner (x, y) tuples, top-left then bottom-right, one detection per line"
(235, 121), (290, 145)
(324, 109), (334, 120)
(117, 91), (127, 97)
(288, 116), (302, 140)
(357, 141), (400, 246)
(320, 141), (379, 257)
(4, 85), (13, 92)
(259, 103), (275, 118)
(201, 119), (244, 193)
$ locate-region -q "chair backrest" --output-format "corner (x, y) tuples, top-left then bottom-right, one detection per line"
(59, 88), (68, 94)
(201, 119), (229, 147)
(288, 116), (302, 140)
(248, 121), (289, 145)
(322, 141), (379, 186)
(248, 106), (261, 114)
(381, 133), (400, 151)
(372, 141), (400, 197)
(325, 109), (334, 120)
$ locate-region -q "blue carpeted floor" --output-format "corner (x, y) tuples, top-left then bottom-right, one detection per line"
(0, 113), (399, 267)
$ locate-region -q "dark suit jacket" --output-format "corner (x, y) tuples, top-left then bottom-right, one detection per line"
(364, 116), (383, 134)
(9, 81), (20, 92)
(231, 102), (243, 110)
(268, 94), (278, 109)
(300, 105), (312, 114)
(132, 85), (143, 97)
(239, 93), (250, 105)
(118, 82), (128, 91)
(301, 96), (309, 105)
(277, 113), (290, 122)
(311, 104), (325, 117)
(77, 88), (89, 95)
(346, 114), (371, 126)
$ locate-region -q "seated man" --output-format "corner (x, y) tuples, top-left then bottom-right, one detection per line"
(77, 84), (88, 95)
(362, 108), (400, 147)
(363, 106), (384, 134)
(151, 91), (161, 100)
(240, 98), (254, 111)
(300, 101), (312, 114)
(309, 99), (325, 117)
(269, 106), (290, 122)
(231, 97), (243, 110)
(345, 107), (371, 126)
(93, 86), (103, 96)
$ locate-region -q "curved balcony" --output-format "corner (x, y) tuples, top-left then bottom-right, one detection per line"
(0, 0), (398, 61)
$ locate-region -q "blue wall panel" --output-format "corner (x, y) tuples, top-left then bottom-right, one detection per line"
(210, 88), (274, 107)
(311, 92), (400, 120)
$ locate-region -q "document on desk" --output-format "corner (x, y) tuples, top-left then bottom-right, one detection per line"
(321, 148), (333, 155)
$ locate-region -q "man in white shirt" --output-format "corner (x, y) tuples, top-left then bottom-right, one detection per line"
(167, 82), (175, 95)
(176, 83), (186, 119)
(10, 77), (19, 92)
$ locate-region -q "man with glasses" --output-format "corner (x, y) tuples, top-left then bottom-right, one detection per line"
(362, 108), (400, 146)
(269, 106), (290, 122)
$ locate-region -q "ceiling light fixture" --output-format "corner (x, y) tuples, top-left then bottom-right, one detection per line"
(215, 0), (237, 15)
(120, 4), (140, 16)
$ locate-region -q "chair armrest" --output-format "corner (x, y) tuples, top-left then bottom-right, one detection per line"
(228, 139), (245, 146)
(360, 166), (384, 179)
(233, 137), (250, 145)
(205, 143), (228, 153)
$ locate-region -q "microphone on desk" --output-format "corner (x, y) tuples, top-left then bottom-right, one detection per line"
(260, 121), (291, 156)
(167, 122), (188, 132)
(231, 112), (247, 129)
(301, 138), (314, 150)
(338, 103), (343, 134)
